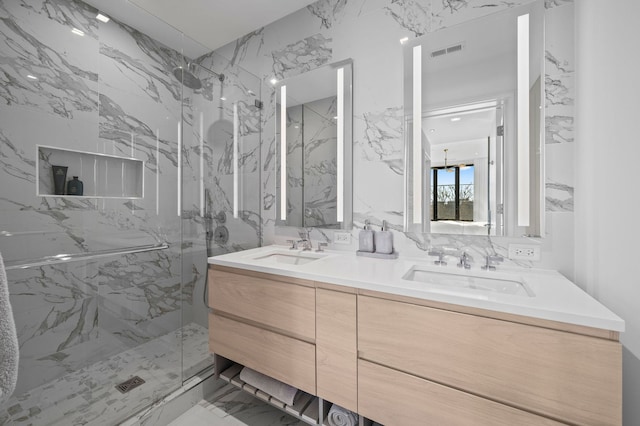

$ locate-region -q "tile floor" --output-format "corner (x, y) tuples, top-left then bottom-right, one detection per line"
(0, 323), (213, 426)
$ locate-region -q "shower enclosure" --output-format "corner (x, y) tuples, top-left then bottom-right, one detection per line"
(0, 0), (261, 424)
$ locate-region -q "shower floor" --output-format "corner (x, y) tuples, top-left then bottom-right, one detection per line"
(0, 323), (213, 426)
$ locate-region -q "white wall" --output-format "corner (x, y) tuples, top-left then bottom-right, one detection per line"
(575, 1), (640, 424)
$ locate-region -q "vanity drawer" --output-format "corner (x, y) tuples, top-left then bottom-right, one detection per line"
(209, 313), (316, 395)
(358, 295), (622, 426)
(209, 266), (315, 341)
(358, 360), (562, 426)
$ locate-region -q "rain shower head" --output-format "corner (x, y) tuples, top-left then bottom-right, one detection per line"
(173, 65), (202, 90)
(172, 63), (225, 90)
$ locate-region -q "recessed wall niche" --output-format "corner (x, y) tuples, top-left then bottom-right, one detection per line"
(37, 145), (144, 199)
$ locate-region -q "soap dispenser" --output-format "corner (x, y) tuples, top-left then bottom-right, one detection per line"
(358, 220), (375, 253)
(374, 220), (394, 254)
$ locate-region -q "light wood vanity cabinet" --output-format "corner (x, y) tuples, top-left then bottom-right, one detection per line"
(208, 265), (622, 426)
(358, 294), (622, 426)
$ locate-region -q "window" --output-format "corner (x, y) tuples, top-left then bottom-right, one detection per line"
(431, 165), (474, 221)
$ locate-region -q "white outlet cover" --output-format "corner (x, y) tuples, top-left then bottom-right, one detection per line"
(508, 243), (541, 261)
(334, 231), (351, 244)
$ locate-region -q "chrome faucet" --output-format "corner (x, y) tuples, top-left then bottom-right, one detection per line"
(481, 254), (503, 271)
(458, 251), (472, 269)
(297, 230), (312, 251)
(428, 248), (447, 266)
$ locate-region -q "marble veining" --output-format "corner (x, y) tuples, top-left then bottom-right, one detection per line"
(0, 1), (99, 119)
(384, 0), (431, 37)
(546, 50), (573, 75)
(545, 74), (574, 107)
(359, 107), (404, 175)
(546, 181), (574, 212)
(0, 128), (36, 184)
(307, 0), (348, 30)
(545, 0), (573, 8)
(431, 0), (536, 30)
(546, 113), (574, 144)
(271, 34), (332, 80)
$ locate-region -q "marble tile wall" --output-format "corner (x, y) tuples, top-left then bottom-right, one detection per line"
(0, 0), (261, 419)
(0, 0), (185, 413)
(302, 97), (338, 227)
(212, 0), (576, 277)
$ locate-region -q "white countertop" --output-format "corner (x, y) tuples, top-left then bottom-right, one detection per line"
(208, 245), (625, 332)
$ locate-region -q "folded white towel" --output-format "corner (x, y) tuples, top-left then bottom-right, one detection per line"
(327, 403), (358, 426)
(0, 252), (19, 405)
(239, 367), (299, 406)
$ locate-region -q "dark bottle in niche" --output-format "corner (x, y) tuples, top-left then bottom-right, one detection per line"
(51, 165), (68, 195)
(67, 176), (83, 196)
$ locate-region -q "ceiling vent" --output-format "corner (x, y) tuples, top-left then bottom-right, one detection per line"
(430, 42), (464, 58)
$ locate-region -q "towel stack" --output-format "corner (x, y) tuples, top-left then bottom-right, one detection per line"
(239, 367), (299, 406)
(327, 403), (358, 426)
(0, 252), (19, 405)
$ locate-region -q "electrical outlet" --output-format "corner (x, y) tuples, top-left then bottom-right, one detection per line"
(334, 231), (351, 245)
(508, 244), (541, 261)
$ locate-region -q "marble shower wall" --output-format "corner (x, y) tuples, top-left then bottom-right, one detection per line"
(1, 0), (193, 414)
(212, 0), (576, 277)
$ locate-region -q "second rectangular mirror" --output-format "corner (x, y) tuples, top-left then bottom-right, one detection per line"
(404, 1), (544, 237)
(275, 59), (353, 229)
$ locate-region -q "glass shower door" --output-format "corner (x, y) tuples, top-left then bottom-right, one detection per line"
(179, 52), (262, 381)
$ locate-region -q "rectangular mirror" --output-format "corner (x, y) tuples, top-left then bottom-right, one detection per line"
(275, 59), (353, 229)
(403, 1), (544, 237)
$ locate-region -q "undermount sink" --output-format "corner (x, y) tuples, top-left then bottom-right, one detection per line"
(402, 266), (535, 297)
(253, 250), (327, 265)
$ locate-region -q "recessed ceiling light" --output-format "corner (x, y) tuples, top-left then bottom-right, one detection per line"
(333, 116), (338, 120)
(26, 74), (38, 80)
(96, 13), (110, 23)
(220, 97), (226, 101)
(429, 129), (435, 133)
(248, 90), (254, 95)
(71, 28), (85, 36)
(450, 117), (461, 122)
(400, 37), (409, 44)
(270, 78), (277, 85)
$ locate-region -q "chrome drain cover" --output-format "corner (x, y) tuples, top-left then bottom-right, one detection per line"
(115, 376), (145, 394)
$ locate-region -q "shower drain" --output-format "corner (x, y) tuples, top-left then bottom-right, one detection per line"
(115, 376), (145, 394)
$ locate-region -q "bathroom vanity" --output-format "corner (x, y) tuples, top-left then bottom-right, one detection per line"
(208, 246), (624, 426)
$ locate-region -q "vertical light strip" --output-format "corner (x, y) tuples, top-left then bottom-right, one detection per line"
(280, 85), (287, 221)
(177, 121), (182, 217)
(156, 130), (159, 215)
(199, 112), (204, 217)
(336, 67), (344, 223)
(517, 13), (530, 226)
(412, 45), (423, 224)
(233, 103), (239, 219)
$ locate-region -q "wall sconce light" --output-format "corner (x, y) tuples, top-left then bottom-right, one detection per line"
(517, 13), (530, 226)
(337, 67), (344, 223)
(280, 85), (287, 221)
(412, 44), (422, 224)
(233, 103), (239, 219)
